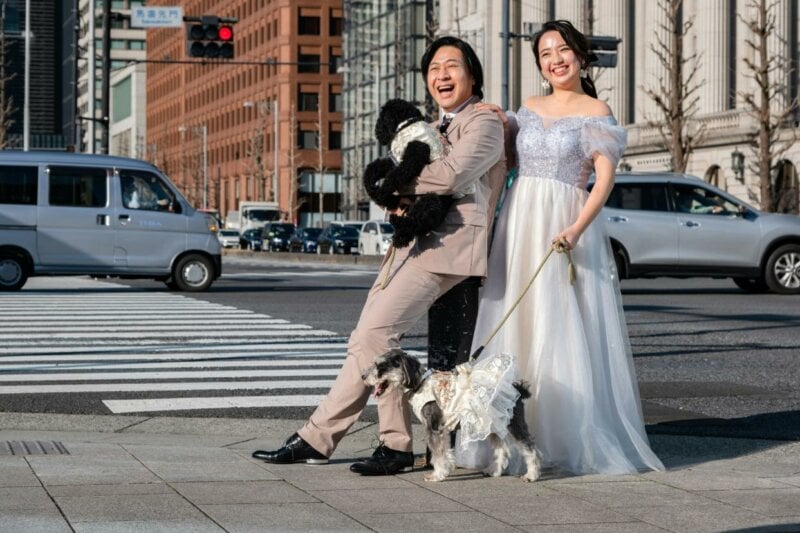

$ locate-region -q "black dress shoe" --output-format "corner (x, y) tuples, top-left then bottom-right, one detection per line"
(252, 433), (328, 464)
(350, 444), (414, 475)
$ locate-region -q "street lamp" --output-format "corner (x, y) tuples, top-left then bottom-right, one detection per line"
(731, 148), (745, 182)
(244, 99), (279, 203)
(179, 125), (208, 208)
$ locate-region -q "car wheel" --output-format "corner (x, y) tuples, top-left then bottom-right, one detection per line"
(0, 251), (29, 291)
(764, 244), (800, 294)
(732, 277), (769, 293)
(611, 245), (628, 280)
(172, 254), (214, 292)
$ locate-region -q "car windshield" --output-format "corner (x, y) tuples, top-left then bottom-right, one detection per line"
(380, 223), (394, 233)
(244, 229), (260, 238)
(272, 225), (293, 235)
(303, 228), (322, 238)
(220, 230), (238, 237)
(334, 226), (359, 238)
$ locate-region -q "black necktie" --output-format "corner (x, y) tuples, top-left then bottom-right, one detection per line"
(439, 113), (455, 134)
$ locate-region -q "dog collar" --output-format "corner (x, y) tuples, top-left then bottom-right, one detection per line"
(395, 117), (421, 132)
(411, 368), (435, 393)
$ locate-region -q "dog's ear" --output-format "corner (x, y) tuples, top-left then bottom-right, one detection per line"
(400, 353), (422, 389)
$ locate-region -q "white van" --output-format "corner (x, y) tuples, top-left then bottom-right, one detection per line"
(0, 152), (221, 291)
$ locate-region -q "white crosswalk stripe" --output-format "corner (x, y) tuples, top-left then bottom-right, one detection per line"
(0, 277), (424, 415)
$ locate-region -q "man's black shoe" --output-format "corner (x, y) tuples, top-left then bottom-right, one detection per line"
(252, 433), (328, 464)
(350, 444), (414, 475)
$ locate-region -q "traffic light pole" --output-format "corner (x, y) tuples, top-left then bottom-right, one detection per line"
(101, 0), (111, 154)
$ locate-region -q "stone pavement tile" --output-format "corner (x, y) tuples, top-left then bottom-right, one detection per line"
(53, 492), (207, 522)
(122, 443), (245, 463)
(251, 459), (417, 491)
(355, 510), (521, 532)
(56, 442), (136, 458)
(0, 458), (41, 487)
(27, 456), (160, 486)
(519, 523), (668, 533)
(0, 486), (60, 511)
(92, 432), (245, 448)
(619, 501), (778, 533)
(311, 486), (469, 515)
(699, 487), (800, 517)
(549, 480), (709, 507)
(71, 519), (225, 533)
(0, 510), (72, 533)
(773, 476), (800, 488)
(141, 460), (281, 482)
(47, 482), (174, 498)
(199, 502), (370, 532)
(0, 413), (148, 433)
(171, 480), (318, 505)
(642, 467), (792, 491)
(412, 476), (633, 526)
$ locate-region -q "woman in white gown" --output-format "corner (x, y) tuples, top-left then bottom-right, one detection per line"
(463, 20), (664, 475)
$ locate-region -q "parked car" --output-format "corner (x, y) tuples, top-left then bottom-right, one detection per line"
(590, 172), (800, 294)
(289, 227), (322, 253)
(261, 222), (295, 252)
(330, 220), (365, 232)
(317, 224), (360, 255)
(239, 228), (263, 251)
(217, 229), (240, 248)
(359, 220), (394, 255)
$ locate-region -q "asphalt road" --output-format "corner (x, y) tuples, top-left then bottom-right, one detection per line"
(3, 252), (799, 440)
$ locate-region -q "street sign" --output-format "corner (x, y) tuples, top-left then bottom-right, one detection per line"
(131, 6), (184, 28)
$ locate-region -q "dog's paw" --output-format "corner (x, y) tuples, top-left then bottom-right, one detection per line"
(482, 467), (503, 478)
(521, 470), (540, 483)
(424, 471), (447, 482)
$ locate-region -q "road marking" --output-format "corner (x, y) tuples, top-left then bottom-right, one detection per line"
(0, 368), (342, 382)
(0, 380), (335, 394)
(103, 395), (377, 413)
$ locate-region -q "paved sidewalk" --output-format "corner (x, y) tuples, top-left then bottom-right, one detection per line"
(0, 413), (798, 532)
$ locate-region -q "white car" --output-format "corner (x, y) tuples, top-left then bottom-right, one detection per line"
(359, 220), (394, 255)
(217, 229), (240, 248)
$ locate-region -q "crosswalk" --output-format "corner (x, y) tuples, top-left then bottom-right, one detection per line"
(0, 277), (423, 415)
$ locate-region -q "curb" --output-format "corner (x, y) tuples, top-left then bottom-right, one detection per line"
(222, 248), (384, 266)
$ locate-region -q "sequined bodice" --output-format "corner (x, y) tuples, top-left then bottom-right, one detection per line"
(516, 107), (618, 190)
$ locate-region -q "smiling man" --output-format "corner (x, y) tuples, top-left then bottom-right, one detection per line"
(252, 36), (506, 476)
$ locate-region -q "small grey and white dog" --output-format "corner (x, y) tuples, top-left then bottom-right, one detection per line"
(362, 348), (542, 482)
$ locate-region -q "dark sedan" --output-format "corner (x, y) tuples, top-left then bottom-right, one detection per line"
(289, 227), (323, 253)
(261, 222), (295, 252)
(239, 228), (263, 251)
(317, 225), (360, 255)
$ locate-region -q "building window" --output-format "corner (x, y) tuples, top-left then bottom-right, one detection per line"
(298, 91), (319, 111)
(298, 129), (316, 149)
(329, 129), (341, 150)
(298, 16), (320, 35)
(329, 55), (342, 74)
(330, 16), (343, 36)
(298, 53), (320, 73)
(329, 89), (342, 112)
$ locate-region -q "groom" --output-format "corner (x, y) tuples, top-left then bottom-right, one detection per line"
(252, 36), (507, 475)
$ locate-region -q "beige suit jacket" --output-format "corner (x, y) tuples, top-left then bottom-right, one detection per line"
(397, 96), (506, 277)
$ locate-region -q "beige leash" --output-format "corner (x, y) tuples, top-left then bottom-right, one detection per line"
(469, 240), (575, 363)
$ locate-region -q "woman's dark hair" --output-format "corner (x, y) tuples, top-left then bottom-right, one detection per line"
(420, 36), (484, 99)
(532, 20), (598, 99)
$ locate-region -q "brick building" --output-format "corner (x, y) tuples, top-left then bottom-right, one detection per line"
(145, 0), (343, 226)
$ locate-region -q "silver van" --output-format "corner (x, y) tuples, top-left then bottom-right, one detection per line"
(0, 152), (221, 291)
(591, 172), (800, 294)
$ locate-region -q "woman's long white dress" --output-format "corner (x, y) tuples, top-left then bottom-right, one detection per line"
(461, 107), (664, 475)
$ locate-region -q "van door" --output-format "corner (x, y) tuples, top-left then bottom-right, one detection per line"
(37, 166), (115, 269)
(113, 169), (187, 270)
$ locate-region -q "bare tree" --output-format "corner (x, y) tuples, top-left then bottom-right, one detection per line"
(286, 103), (306, 224)
(739, 0), (799, 212)
(0, 3), (17, 149)
(642, 0), (705, 173)
(244, 105), (268, 202)
(315, 105), (327, 227)
(424, 0), (439, 120)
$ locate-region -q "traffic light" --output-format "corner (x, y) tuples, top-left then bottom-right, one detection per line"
(186, 16), (234, 59)
(587, 36), (621, 68)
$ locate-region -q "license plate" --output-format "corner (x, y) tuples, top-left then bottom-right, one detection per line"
(350, 247), (357, 254)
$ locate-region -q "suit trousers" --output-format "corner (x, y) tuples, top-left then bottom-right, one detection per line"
(427, 276), (481, 371)
(298, 257), (466, 456)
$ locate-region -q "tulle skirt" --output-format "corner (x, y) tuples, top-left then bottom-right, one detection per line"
(459, 176), (664, 475)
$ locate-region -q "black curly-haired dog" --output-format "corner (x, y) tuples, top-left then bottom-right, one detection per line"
(363, 99), (454, 248)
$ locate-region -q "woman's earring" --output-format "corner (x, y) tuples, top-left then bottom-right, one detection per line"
(580, 68), (588, 79)
(541, 78), (551, 89)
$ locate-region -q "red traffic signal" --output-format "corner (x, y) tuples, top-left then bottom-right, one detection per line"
(186, 20), (234, 59)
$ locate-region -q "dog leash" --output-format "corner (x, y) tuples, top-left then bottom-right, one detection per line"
(468, 240), (575, 364)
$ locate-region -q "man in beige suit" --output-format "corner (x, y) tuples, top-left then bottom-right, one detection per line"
(253, 36), (507, 475)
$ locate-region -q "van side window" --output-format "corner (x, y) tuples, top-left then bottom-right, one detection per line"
(0, 165), (38, 205)
(48, 167), (107, 207)
(607, 184), (669, 212)
(120, 171), (175, 212)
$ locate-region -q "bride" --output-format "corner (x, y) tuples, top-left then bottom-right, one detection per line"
(462, 20), (664, 475)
